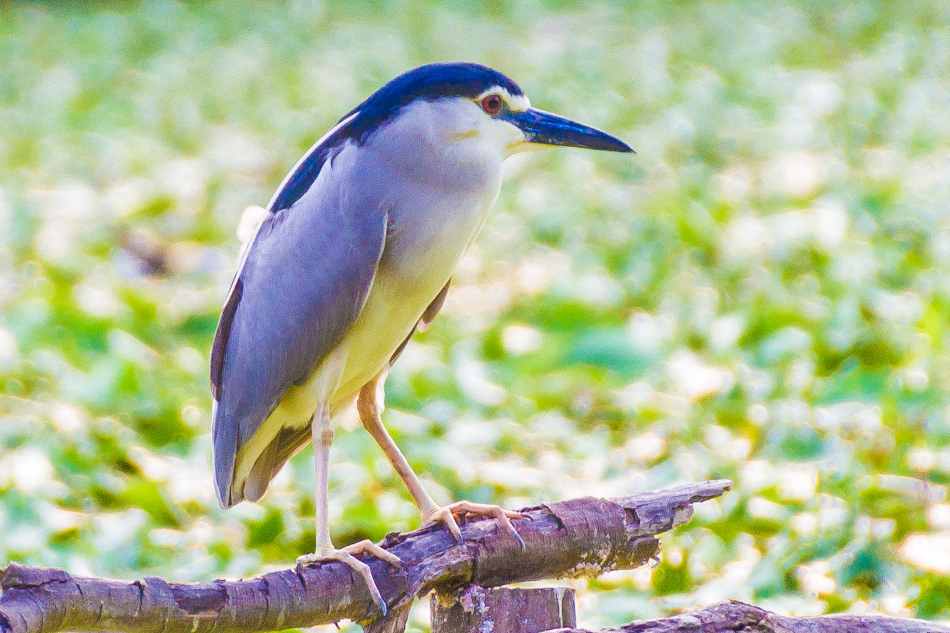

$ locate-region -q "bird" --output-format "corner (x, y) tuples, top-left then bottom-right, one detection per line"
(210, 62), (633, 613)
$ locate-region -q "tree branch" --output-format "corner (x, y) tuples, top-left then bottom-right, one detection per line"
(0, 480), (732, 633)
(547, 600), (950, 633)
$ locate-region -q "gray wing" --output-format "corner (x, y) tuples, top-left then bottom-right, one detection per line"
(211, 159), (388, 508)
(388, 278), (451, 365)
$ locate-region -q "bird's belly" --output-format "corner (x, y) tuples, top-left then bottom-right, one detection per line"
(229, 210), (477, 488)
(331, 190), (496, 401)
(330, 270), (438, 400)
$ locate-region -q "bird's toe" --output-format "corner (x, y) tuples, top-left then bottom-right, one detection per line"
(342, 539), (404, 570)
(423, 506), (463, 542)
(295, 544), (398, 616)
(423, 500), (525, 548)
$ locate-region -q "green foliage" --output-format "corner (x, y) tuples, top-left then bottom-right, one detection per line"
(2, 0), (950, 630)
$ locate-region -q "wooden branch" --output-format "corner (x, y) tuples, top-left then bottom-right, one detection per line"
(546, 600), (950, 633)
(0, 480), (732, 633)
(432, 586), (577, 633)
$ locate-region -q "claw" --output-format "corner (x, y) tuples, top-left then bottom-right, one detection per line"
(296, 540), (403, 616)
(424, 506), (463, 543)
(423, 501), (525, 548)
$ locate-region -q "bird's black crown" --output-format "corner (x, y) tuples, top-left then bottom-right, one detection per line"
(345, 62), (524, 142)
(270, 62), (524, 213)
(270, 63), (521, 213)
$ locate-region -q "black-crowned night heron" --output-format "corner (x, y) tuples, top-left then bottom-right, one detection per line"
(211, 62), (632, 612)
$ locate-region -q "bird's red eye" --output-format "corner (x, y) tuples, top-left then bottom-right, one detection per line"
(481, 94), (503, 115)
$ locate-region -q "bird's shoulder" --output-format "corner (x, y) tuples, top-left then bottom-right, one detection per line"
(266, 111), (360, 214)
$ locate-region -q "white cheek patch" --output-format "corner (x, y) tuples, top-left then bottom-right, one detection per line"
(490, 119), (527, 151)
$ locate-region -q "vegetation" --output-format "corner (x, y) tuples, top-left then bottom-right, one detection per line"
(1, 1), (949, 630)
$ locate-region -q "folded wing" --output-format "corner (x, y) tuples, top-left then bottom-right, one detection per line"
(211, 142), (388, 508)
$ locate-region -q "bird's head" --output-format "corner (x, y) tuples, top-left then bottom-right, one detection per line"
(344, 62), (634, 161)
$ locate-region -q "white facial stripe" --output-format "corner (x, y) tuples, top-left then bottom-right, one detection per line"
(508, 93), (531, 112)
(475, 87), (531, 112)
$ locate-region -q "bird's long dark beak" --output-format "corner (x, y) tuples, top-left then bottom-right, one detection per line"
(508, 108), (634, 153)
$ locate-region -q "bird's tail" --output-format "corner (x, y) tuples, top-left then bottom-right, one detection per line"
(243, 423), (312, 502)
(214, 401), (314, 508)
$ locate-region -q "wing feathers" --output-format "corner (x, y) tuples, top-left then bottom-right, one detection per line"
(211, 403), (240, 507)
(388, 278), (451, 365)
(418, 277), (451, 332)
(210, 278), (242, 400)
(211, 145), (390, 507)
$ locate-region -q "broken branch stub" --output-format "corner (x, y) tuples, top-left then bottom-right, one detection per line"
(431, 586), (577, 633)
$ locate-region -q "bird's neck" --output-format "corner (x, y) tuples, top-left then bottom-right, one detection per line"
(364, 99), (505, 193)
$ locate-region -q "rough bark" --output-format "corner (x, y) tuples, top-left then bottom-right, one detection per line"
(431, 586), (576, 633)
(0, 479), (731, 633)
(545, 600), (950, 633)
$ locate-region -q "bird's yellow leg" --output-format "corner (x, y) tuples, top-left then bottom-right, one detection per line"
(296, 401), (401, 615)
(357, 377), (524, 547)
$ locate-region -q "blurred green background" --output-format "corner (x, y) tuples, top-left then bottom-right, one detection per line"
(2, 0), (950, 630)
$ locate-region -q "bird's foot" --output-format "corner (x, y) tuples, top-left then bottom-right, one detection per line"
(296, 540), (403, 616)
(422, 500), (525, 548)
